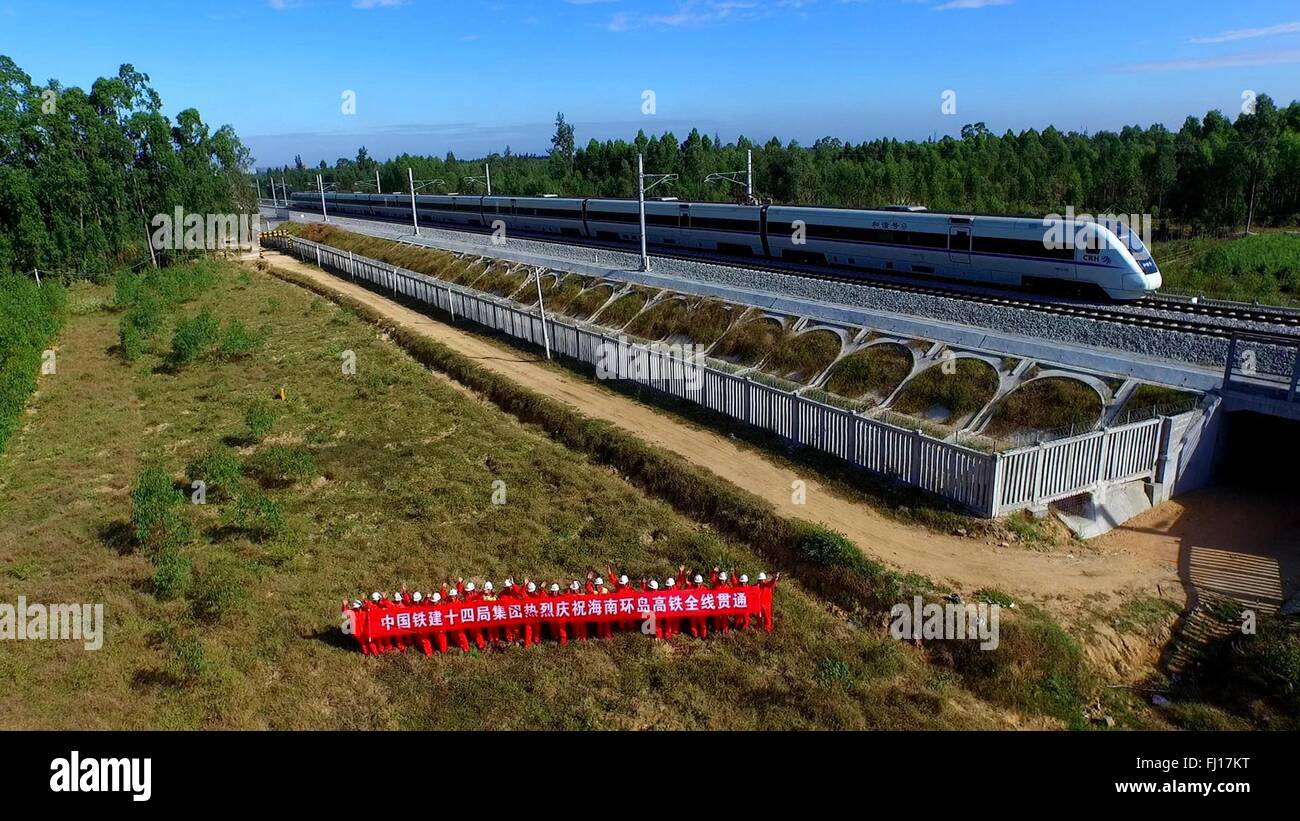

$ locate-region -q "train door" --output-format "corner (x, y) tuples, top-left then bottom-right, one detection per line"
(948, 225), (971, 264)
(678, 203), (690, 230)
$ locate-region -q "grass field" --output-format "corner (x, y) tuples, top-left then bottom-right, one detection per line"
(624, 296), (736, 345)
(891, 358), (1000, 427)
(1153, 233), (1300, 306)
(710, 316), (787, 367)
(823, 343), (914, 404)
(983, 377), (1103, 439)
(763, 329), (843, 383)
(0, 260), (1050, 730)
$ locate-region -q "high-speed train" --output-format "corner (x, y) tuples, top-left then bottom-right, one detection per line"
(287, 191), (1162, 300)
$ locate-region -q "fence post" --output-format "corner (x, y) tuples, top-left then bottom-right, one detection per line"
(743, 377), (752, 424)
(847, 410), (859, 464)
(315, 246), (321, 267)
(988, 452), (1004, 517)
(1095, 426), (1112, 486)
(448, 285), (455, 321)
(348, 251), (354, 279)
(1030, 441), (1047, 507)
(909, 429), (924, 486)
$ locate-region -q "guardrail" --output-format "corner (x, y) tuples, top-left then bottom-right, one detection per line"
(264, 234), (1182, 518)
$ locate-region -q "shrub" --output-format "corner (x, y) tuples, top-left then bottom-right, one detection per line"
(244, 400), (275, 441)
(118, 320), (145, 361)
(189, 557), (251, 623)
(246, 444), (315, 487)
(217, 320), (262, 360)
(0, 274), (65, 454)
(226, 490), (286, 542)
(186, 446), (242, 501)
(130, 466), (191, 552)
(159, 624), (207, 680)
(794, 523), (860, 569)
(169, 308), (220, 365)
(152, 548), (192, 600)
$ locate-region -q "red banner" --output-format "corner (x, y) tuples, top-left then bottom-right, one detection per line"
(348, 586), (772, 646)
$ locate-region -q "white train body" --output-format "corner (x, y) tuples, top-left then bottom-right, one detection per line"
(289, 192), (1160, 300)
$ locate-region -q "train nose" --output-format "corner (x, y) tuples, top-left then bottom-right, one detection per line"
(1147, 271), (1162, 291)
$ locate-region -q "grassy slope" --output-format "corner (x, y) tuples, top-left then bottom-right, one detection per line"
(1154, 233), (1300, 306)
(0, 263), (1016, 730)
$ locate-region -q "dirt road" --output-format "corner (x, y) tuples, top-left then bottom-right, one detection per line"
(256, 251), (1183, 608)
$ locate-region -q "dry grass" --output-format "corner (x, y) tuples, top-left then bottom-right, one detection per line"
(763, 329), (843, 384)
(890, 359), (999, 426)
(824, 343), (913, 403)
(983, 378), (1103, 438)
(594, 289), (651, 329)
(624, 297), (736, 345)
(710, 316), (786, 367)
(0, 262), (1009, 730)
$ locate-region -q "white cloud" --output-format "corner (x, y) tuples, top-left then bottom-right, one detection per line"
(1116, 48), (1300, 72)
(1191, 21), (1300, 44)
(934, 0), (1012, 10)
(267, 0), (303, 9)
(352, 0), (409, 8)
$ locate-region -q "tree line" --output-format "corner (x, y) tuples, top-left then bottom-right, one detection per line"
(0, 56), (254, 277)
(266, 99), (1300, 235)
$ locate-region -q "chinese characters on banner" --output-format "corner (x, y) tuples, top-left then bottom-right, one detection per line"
(349, 586), (772, 650)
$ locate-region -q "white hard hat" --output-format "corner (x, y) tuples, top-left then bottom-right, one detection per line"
(757, 572), (768, 581)
(619, 574), (629, 585)
(504, 578), (514, 587)
(391, 592), (403, 602)
(464, 582), (476, 592)
(431, 592), (441, 603)
(665, 577), (676, 587)
(648, 579), (659, 590)
(448, 587), (460, 597)
(351, 599), (363, 609)
(693, 574), (704, 584)
(550, 583), (560, 593)
(526, 582), (536, 592)
(483, 581), (494, 592)
(371, 592), (382, 602)
(412, 591), (424, 603)
(594, 576), (604, 586)
(739, 574), (749, 584)
(719, 571), (728, 581)
(570, 580), (580, 590)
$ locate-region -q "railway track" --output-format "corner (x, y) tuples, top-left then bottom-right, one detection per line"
(276, 206), (1300, 341)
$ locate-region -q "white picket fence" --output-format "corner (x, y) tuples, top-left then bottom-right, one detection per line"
(266, 235), (1173, 517)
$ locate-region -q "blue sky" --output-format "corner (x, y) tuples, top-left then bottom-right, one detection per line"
(2, 0), (1299, 168)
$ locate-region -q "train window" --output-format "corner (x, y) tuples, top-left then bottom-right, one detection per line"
(949, 229), (971, 252)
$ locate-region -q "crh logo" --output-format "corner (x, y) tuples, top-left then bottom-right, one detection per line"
(50, 751), (151, 802)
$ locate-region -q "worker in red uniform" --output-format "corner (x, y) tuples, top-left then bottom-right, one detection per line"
(687, 573), (709, 639)
(445, 585), (470, 653)
(568, 579), (587, 641)
(712, 570), (732, 634)
(462, 580), (487, 650)
(643, 578), (662, 638)
(757, 571), (779, 632)
(608, 569), (636, 633)
(387, 591), (411, 652)
(496, 579), (520, 644)
(588, 575), (612, 639)
(410, 591), (434, 656)
(520, 580), (542, 647)
(428, 591), (448, 654)
(343, 599), (368, 654)
(734, 575), (751, 630)
(660, 575), (680, 640)
(550, 582), (569, 645)
(364, 592), (390, 653)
